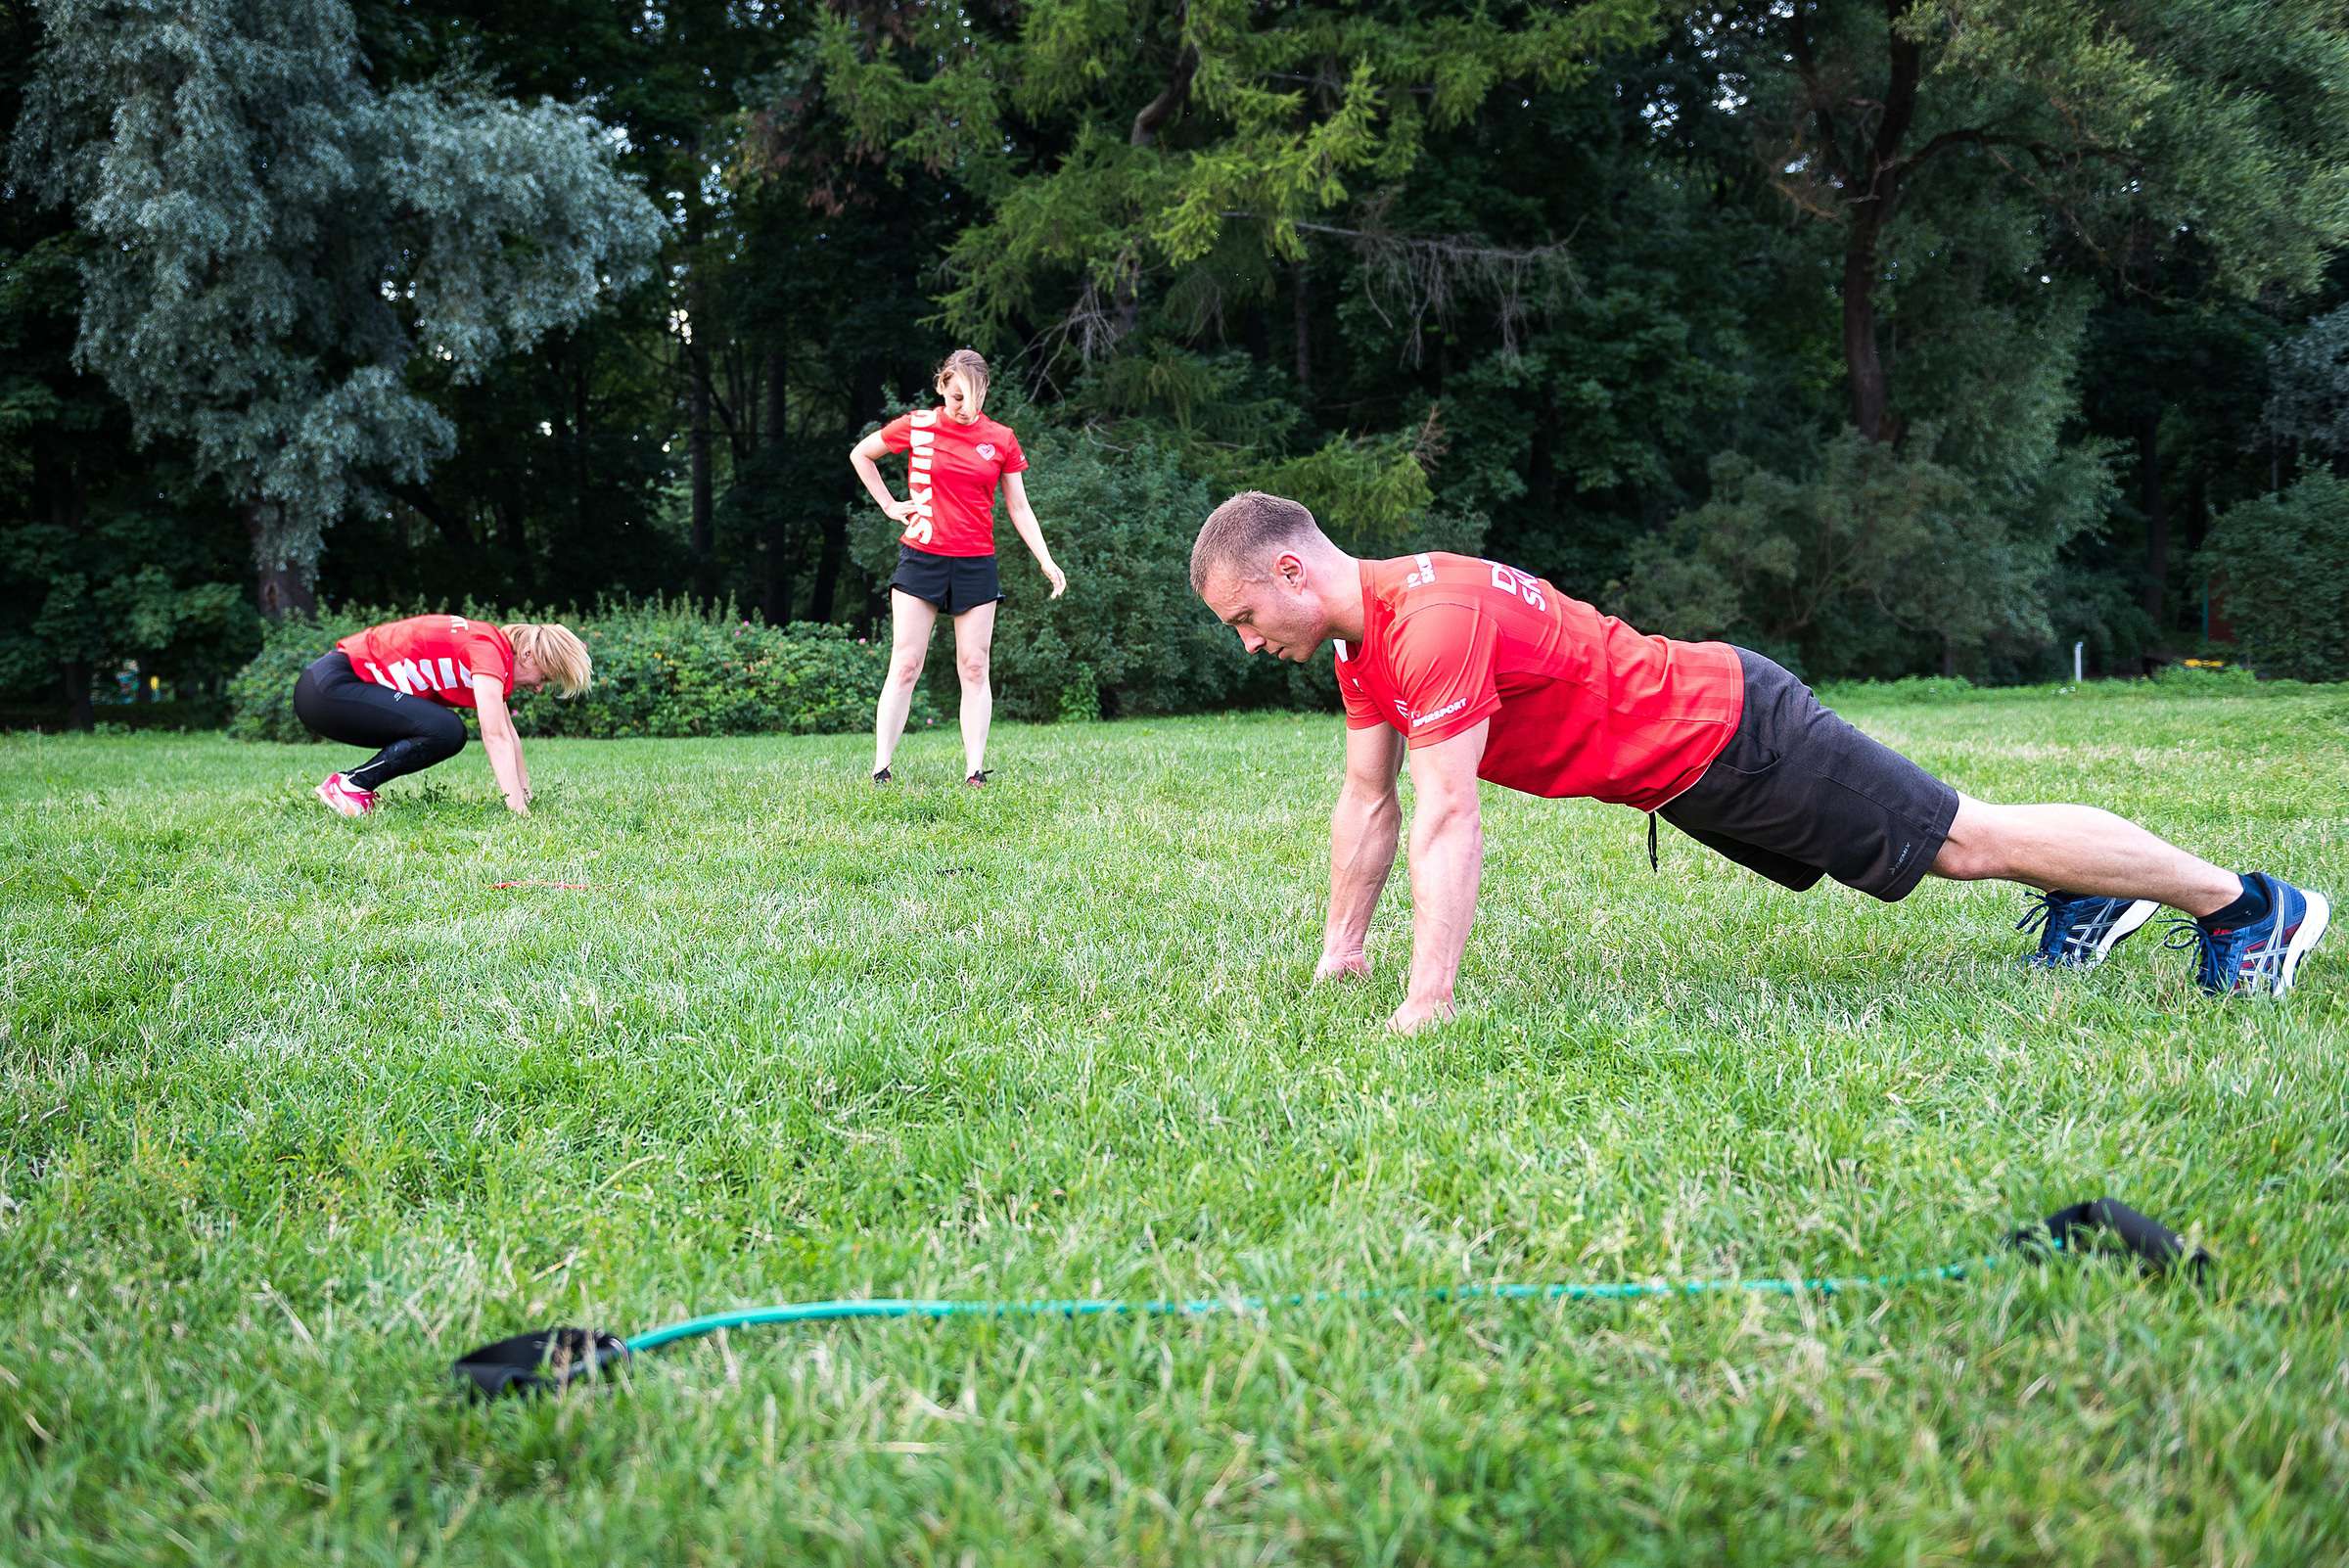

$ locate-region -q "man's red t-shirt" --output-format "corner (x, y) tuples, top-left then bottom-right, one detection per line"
(877, 407), (1028, 558)
(336, 616), (515, 710)
(1334, 552), (1745, 812)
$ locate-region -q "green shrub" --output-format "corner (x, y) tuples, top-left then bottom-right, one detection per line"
(227, 601), (935, 742)
(2147, 661), (2264, 693)
(525, 603), (934, 739)
(225, 607), (381, 742)
(1814, 674), (1978, 706)
(2200, 472), (2349, 682)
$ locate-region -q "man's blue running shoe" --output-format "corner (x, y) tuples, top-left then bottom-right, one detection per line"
(2016, 891), (2161, 969)
(2166, 873), (2331, 997)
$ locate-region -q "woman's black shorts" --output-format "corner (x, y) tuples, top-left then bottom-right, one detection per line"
(889, 545), (1000, 616)
(1658, 648), (1960, 902)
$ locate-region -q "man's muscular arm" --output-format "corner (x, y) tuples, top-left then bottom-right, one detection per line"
(1391, 718), (1488, 1034)
(1318, 723), (1405, 980)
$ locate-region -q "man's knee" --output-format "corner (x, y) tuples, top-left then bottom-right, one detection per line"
(1930, 797), (2010, 882)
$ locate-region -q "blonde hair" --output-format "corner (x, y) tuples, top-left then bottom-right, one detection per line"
(936, 347), (990, 401)
(1190, 491), (1325, 593)
(502, 623), (592, 698)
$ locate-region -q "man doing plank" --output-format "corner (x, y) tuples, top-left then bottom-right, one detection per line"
(1190, 492), (2328, 1033)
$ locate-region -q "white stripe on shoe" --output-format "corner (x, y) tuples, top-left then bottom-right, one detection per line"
(2277, 890), (2329, 997)
(2090, 898), (2161, 964)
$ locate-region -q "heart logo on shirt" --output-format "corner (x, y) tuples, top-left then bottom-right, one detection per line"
(976, 442), (997, 461)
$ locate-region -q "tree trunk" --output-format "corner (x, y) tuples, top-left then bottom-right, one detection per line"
(2139, 414), (2167, 634)
(762, 346), (792, 624)
(1113, 24), (1200, 342)
(1843, 223), (1893, 443)
(1292, 255), (1313, 402)
(247, 502), (316, 621)
(496, 494), (530, 595)
(688, 298), (715, 602)
(60, 661), (93, 732)
(1526, 398), (1556, 520)
(391, 484), (476, 553)
(39, 447), (100, 729)
(1805, 1), (1920, 446)
(814, 356), (884, 623)
(573, 349), (593, 555)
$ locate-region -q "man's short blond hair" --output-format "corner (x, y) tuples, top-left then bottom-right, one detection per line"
(1190, 491), (1326, 593)
(502, 623), (592, 698)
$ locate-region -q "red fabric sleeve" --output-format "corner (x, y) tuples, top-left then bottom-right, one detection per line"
(460, 626), (514, 693)
(1000, 426), (1028, 474)
(1387, 603), (1501, 748)
(1335, 649), (1384, 729)
(877, 413), (915, 454)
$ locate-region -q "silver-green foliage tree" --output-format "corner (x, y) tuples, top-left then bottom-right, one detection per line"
(10, 0), (666, 614)
(2200, 471), (2349, 682)
(2263, 304), (2349, 459)
(1614, 428), (2111, 680)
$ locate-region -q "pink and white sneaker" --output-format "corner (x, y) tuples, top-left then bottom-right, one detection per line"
(313, 771), (377, 817)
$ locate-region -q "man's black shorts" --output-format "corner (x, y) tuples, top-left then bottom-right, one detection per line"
(889, 545), (1000, 616)
(1658, 648), (1960, 902)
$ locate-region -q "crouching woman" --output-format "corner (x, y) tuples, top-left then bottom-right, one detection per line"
(292, 615), (591, 816)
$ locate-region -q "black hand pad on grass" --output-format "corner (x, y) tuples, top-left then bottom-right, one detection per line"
(2009, 1196), (2212, 1283)
(454, 1327), (630, 1399)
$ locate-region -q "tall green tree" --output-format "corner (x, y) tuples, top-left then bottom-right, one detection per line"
(10, 0), (665, 616)
(1737, 0), (2349, 444)
(796, 0), (1661, 547)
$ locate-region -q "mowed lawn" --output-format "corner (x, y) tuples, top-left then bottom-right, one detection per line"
(3, 681), (2346, 1566)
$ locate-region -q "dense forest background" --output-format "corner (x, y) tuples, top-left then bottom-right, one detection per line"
(8, 0), (2349, 729)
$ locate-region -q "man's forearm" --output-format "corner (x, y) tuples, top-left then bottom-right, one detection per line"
(1324, 784), (1401, 955)
(1405, 801), (1483, 1003)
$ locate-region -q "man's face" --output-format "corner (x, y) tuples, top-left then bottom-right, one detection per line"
(1202, 556), (1327, 663)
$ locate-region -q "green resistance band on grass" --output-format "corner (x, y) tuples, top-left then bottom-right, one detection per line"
(624, 1257), (1989, 1353)
(454, 1196), (2210, 1399)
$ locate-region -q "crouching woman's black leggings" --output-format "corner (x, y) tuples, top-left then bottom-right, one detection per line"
(291, 652), (467, 790)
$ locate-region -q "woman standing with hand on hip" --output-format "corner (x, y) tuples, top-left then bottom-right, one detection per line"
(849, 348), (1066, 786)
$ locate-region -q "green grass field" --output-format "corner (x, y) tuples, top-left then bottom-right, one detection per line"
(4, 682), (2346, 1565)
